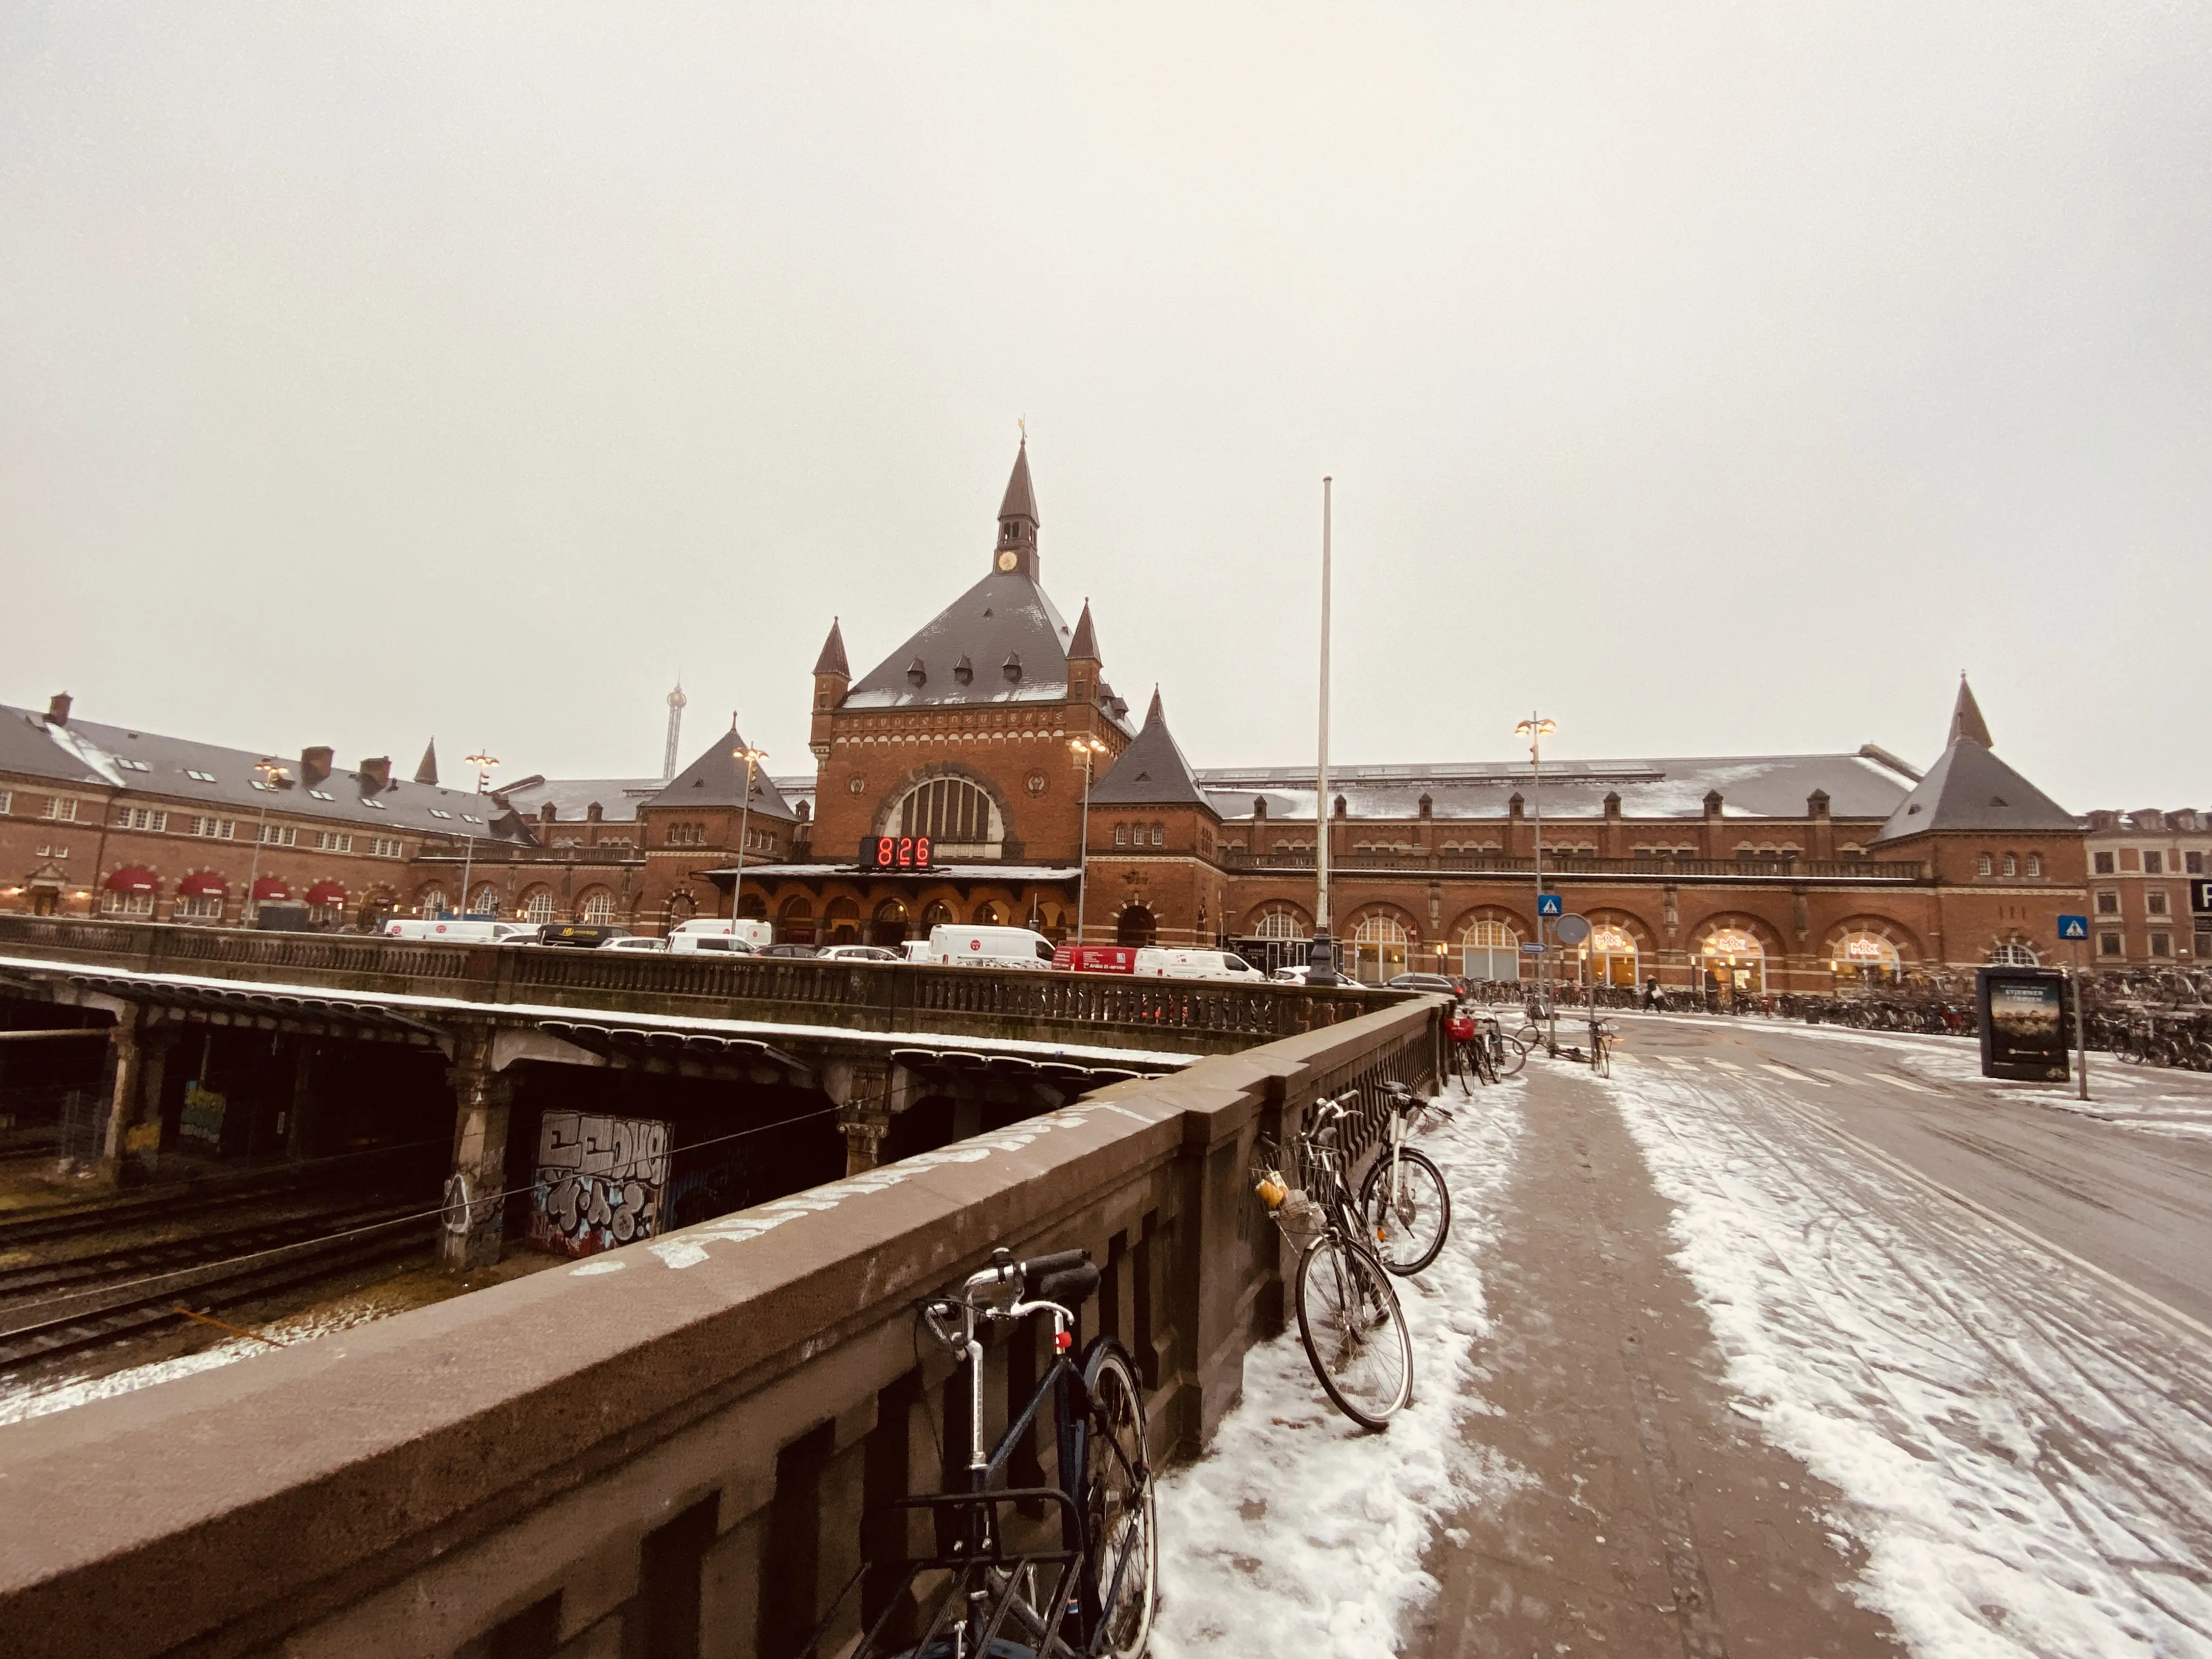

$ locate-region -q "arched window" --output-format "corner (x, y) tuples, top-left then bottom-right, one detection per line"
(1349, 916), (1408, 985)
(417, 887), (449, 918)
(1989, 940), (2040, 966)
(871, 899), (908, 947)
(1251, 909), (1305, 940)
(1699, 927), (1765, 994)
(1978, 853), (1994, 877)
(521, 888), (556, 924)
(893, 776), (999, 852)
(1151, 823), (1165, 847)
(2027, 853), (2043, 878)
(919, 900), (955, 931)
(1115, 823), (1128, 847)
(972, 901), (1001, 926)
(1459, 918), (1520, 983)
(1831, 930), (1901, 984)
(2001, 853), (2017, 877)
(469, 883), (501, 918)
(825, 896), (861, 945)
(778, 894), (815, 944)
(1587, 923), (1638, 987)
(579, 891), (617, 926)
(1116, 905), (1157, 947)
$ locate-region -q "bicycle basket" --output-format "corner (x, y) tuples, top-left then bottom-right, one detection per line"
(1250, 1135), (1331, 1250)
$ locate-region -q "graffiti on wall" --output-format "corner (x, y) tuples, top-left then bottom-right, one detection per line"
(527, 1111), (673, 1259)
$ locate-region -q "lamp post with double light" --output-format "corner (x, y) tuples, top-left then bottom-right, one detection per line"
(460, 750), (499, 917)
(1515, 715), (1557, 1052)
(244, 758), (291, 926)
(1069, 735), (1109, 945)
(730, 727), (768, 938)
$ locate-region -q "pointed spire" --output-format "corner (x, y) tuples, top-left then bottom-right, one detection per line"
(813, 616), (850, 679)
(992, 437), (1041, 577)
(1144, 685), (1164, 727)
(1949, 673), (1993, 749)
(414, 738), (439, 787)
(1068, 598), (1099, 662)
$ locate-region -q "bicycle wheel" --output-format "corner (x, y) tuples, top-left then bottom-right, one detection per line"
(1491, 1036), (1526, 1079)
(1079, 1340), (1158, 1659)
(1592, 1035), (1611, 1077)
(1295, 1234), (1413, 1429)
(1359, 1147), (1451, 1276)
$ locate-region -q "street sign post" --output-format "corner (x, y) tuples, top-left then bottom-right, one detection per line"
(2058, 913), (2091, 1101)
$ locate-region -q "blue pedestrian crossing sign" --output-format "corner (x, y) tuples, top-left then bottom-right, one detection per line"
(2057, 915), (2089, 940)
(1537, 893), (1564, 917)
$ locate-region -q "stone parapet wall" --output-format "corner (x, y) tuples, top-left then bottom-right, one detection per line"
(0, 999), (1444, 1659)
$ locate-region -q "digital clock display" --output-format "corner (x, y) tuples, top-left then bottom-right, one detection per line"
(860, 834), (935, 871)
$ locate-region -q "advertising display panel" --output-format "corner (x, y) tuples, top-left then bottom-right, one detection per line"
(1977, 966), (2072, 1082)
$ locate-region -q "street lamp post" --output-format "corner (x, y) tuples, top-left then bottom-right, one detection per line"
(244, 758), (290, 926)
(461, 750), (499, 917)
(1516, 715), (1557, 1053)
(1311, 475), (1337, 985)
(1069, 735), (1109, 945)
(730, 724), (767, 937)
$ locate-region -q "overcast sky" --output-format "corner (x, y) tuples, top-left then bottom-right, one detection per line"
(3, 5), (2207, 811)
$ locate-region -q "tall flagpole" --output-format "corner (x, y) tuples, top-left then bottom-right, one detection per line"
(1312, 476), (1335, 984)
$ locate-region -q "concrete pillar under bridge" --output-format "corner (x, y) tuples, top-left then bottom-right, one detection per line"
(821, 1059), (912, 1176)
(441, 1034), (516, 1272)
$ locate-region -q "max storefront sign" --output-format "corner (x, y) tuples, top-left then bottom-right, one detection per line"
(528, 1111), (673, 1259)
(1977, 967), (2071, 1083)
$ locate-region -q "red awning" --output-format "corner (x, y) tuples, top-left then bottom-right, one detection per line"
(252, 876), (292, 902)
(177, 871), (227, 896)
(305, 881), (347, 906)
(103, 866), (157, 894)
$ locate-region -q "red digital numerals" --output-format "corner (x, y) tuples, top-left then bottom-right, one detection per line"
(870, 835), (933, 870)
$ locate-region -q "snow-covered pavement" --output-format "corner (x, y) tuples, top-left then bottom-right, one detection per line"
(1150, 1088), (1527, 1659)
(1602, 1054), (2212, 1656)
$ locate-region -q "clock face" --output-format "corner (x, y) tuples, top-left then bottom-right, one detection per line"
(997, 550), (1018, 571)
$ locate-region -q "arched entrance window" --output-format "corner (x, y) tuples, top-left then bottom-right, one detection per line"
(521, 888), (556, 924)
(579, 890), (617, 926)
(468, 883), (501, 918)
(972, 900), (1002, 927)
(1989, 940), (2040, 966)
(1587, 924), (1638, 987)
(1459, 919), (1521, 983)
(919, 900), (955, 932)
(892, 776), (1001, 855)
(1832, 931), (1901, 985)
(825, 896), (861, 945)
(1251, 909), (1305, 940)
(1116, 905), (1157, 947)
(1699, 928), (1764, 994)
(1350, 916), (1408, 985)
(737, 891), (768, 921)
(417, 887), (449, 918)
(1031, 900), (1069, 941)
(778, 895), (815, 944)
(664, 891), (697, 929)
(871, 899), (908, 948)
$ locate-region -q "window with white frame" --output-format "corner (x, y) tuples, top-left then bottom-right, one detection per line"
(2148, 890), (2170, 916)
(1114, 823), (1127, 846)
(522, 890), (555, 923)
(114, 807), (168, 832)
(185, 770), (215, 783)
(100, 889), (154, 917)
(370, 837), (403, 858)
(259, 824), (298, 847)
(580, 891), (617, 925)
(2151, 932), (2172, 958)
(315, 831), (353, 853)
(1977, 853), (1993, 877)
(190, 816), (235, 839)
(2096, 890), (2119, 915)
(175, 892), (222, 920)
(0, 791), (10, 814)
(2028, 853), (2042, 877)
(2001, 853), (2016, 877)
(2098, 932), (2123, 957)
(41, 797), (78, 822)
(2094, 851), (2116, 874)
(2145, 851), (2164, 875)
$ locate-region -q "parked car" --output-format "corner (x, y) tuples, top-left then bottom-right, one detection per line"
(901, 940), (934, 962)
(1133, 947), (1266, 983)
(821, 944), (902, 963)
(926, 925), (1057, 969)
(1386, 973), (1462, 995)
(668, 935), (756, 956)
(757, 943), (820, 958)
(668, 918), (774, 953)
(384, 917), (538, 945)
(1271, 965), (1369, 989)
(599, 935), (668, 952)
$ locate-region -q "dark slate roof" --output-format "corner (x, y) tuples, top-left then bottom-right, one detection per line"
(1949, 675), (1993, 748)
(0, 703), (532, 840)
(643, 731), (798, 820)
(1090, 691), (1212, 809)
(1199, 752), (1918, 824)
(812, 618), (850, 678)
(495, 777), (663, 825)
(842, 569), (1081, 710)
(1871, 740), (2076, 843)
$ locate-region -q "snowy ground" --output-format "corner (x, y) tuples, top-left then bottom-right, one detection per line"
(1150, 1085), (1527, 1659)
(1600, 1058), (2212, 1657)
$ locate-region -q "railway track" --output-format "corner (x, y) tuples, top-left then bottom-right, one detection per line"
(0, 1200), (440, 1370)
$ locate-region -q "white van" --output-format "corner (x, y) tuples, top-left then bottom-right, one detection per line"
(383, 918), (537, 945)
(1135, 947), (1267, 983)
(926, 925), (1057, 970)
(668, 917), (774, 956)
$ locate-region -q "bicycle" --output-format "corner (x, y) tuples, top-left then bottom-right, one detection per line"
(1359, 1081), (1452, 1275)
(1254, 1097), (1415, 1430)
(1587, 1013), (1616, 1077)
(800, 1247), (1157, 1659)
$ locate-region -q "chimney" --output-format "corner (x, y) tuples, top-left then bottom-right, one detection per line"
(1333, 794), (1348, 819)
(1253, 796), (1268, 822)
(300, 747), (334, 789)
(1418, 793), (1434, 820)
(1807, 789), (1831, 819)
(540, 802), (557, 825)
(358, 757), (393, 793)
(44, 692), (71, 727)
